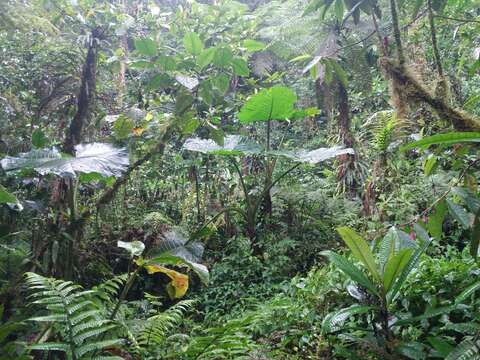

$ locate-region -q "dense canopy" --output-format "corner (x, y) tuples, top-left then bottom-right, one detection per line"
(1, 0), (480, 359)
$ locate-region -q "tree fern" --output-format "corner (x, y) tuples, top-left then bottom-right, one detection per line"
(25, 272), (123, 360)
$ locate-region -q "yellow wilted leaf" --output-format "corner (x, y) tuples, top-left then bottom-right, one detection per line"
(144, 264), (189, 299)
(132, 127), (145, 136)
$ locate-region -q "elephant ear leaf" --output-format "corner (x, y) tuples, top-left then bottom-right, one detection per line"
(183, 135), (262, 156)
(336, 227), (381, 283)
(238, 86), (297, 123)
(0, 143), (129, 178)
(271, 146), (354, 164)
(146, 228), (209, 285)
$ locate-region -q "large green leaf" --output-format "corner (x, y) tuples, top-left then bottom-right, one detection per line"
(401, 132), (480, 151)
(242, 39), (265, 52)
(452, 187), (480, 214)
(455, 281), (480, 305)
(383, 248), (414, 293)
(238, 86), (297, 123)
(336, 227), (381, 283)
(146, 228), (209, 284)
(321, 251), (379, 296)
(1, 143), (129, 178)
(231, 58), (250, 76)
(213, 47), (233, 68)
(134, 38), (158, 57)
(377, 227), (416, 270)
(183, 32), (204, 56)
(197, 48), (216, 69)
(0, 185), (17, 204)
(428, 199), (447, 239)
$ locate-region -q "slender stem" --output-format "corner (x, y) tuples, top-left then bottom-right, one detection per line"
(194, 165), (202, 223)
(252, 162), (302, 221)
(427, 0), (444, 77)
(435, 14), (480, 24)
(230, 158), (250, 206)
(109, 267), (140, 321)
(188, 207), (246, 245)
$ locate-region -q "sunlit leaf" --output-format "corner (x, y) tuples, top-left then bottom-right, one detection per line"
(242, 39), (265, 52)
(117, 241), (145, 258)
(134, 38), (158, 57)
(1, 143), (129, 178)
(183, 32), (203, 56)
(238, 86), (297, 123)
(183, 135), (262, 156)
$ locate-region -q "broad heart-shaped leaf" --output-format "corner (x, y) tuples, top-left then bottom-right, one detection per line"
(401, 132), (480, 151)
(336, 227), (381, 283)
(320, 251), (379, 296)
(117, 241), (145, 258)
(0, 185), (17, 204)
(183, 32), (203, 56)
(238, 86), (297, 123)
(271, 146), (354, 164)
(1, 143), (129, 178)
(383, 248), (414, 293)
(134, 38), (158, 57)
(144, 264), (189, 299)
(146, 228), (209, 284)
(183, 135), (263, 156)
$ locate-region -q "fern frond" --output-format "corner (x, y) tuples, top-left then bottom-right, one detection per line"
(446, 339), (480, 360)
(25, 272), (122, 359)
(138, 300), (195, 348)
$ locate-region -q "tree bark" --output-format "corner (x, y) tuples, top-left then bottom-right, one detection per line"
(63, 28), (101, 154)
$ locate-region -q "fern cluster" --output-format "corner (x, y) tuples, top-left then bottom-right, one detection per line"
(25, 272), (123, 359)
(24, 272), (196, 359)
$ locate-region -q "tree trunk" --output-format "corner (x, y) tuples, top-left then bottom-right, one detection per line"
(63, 28), (101, 154)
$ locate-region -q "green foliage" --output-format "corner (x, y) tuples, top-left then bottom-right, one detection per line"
(238, 86), (297, 123)
(24, 272), (123, 359)
(0, 185), (17, 204)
